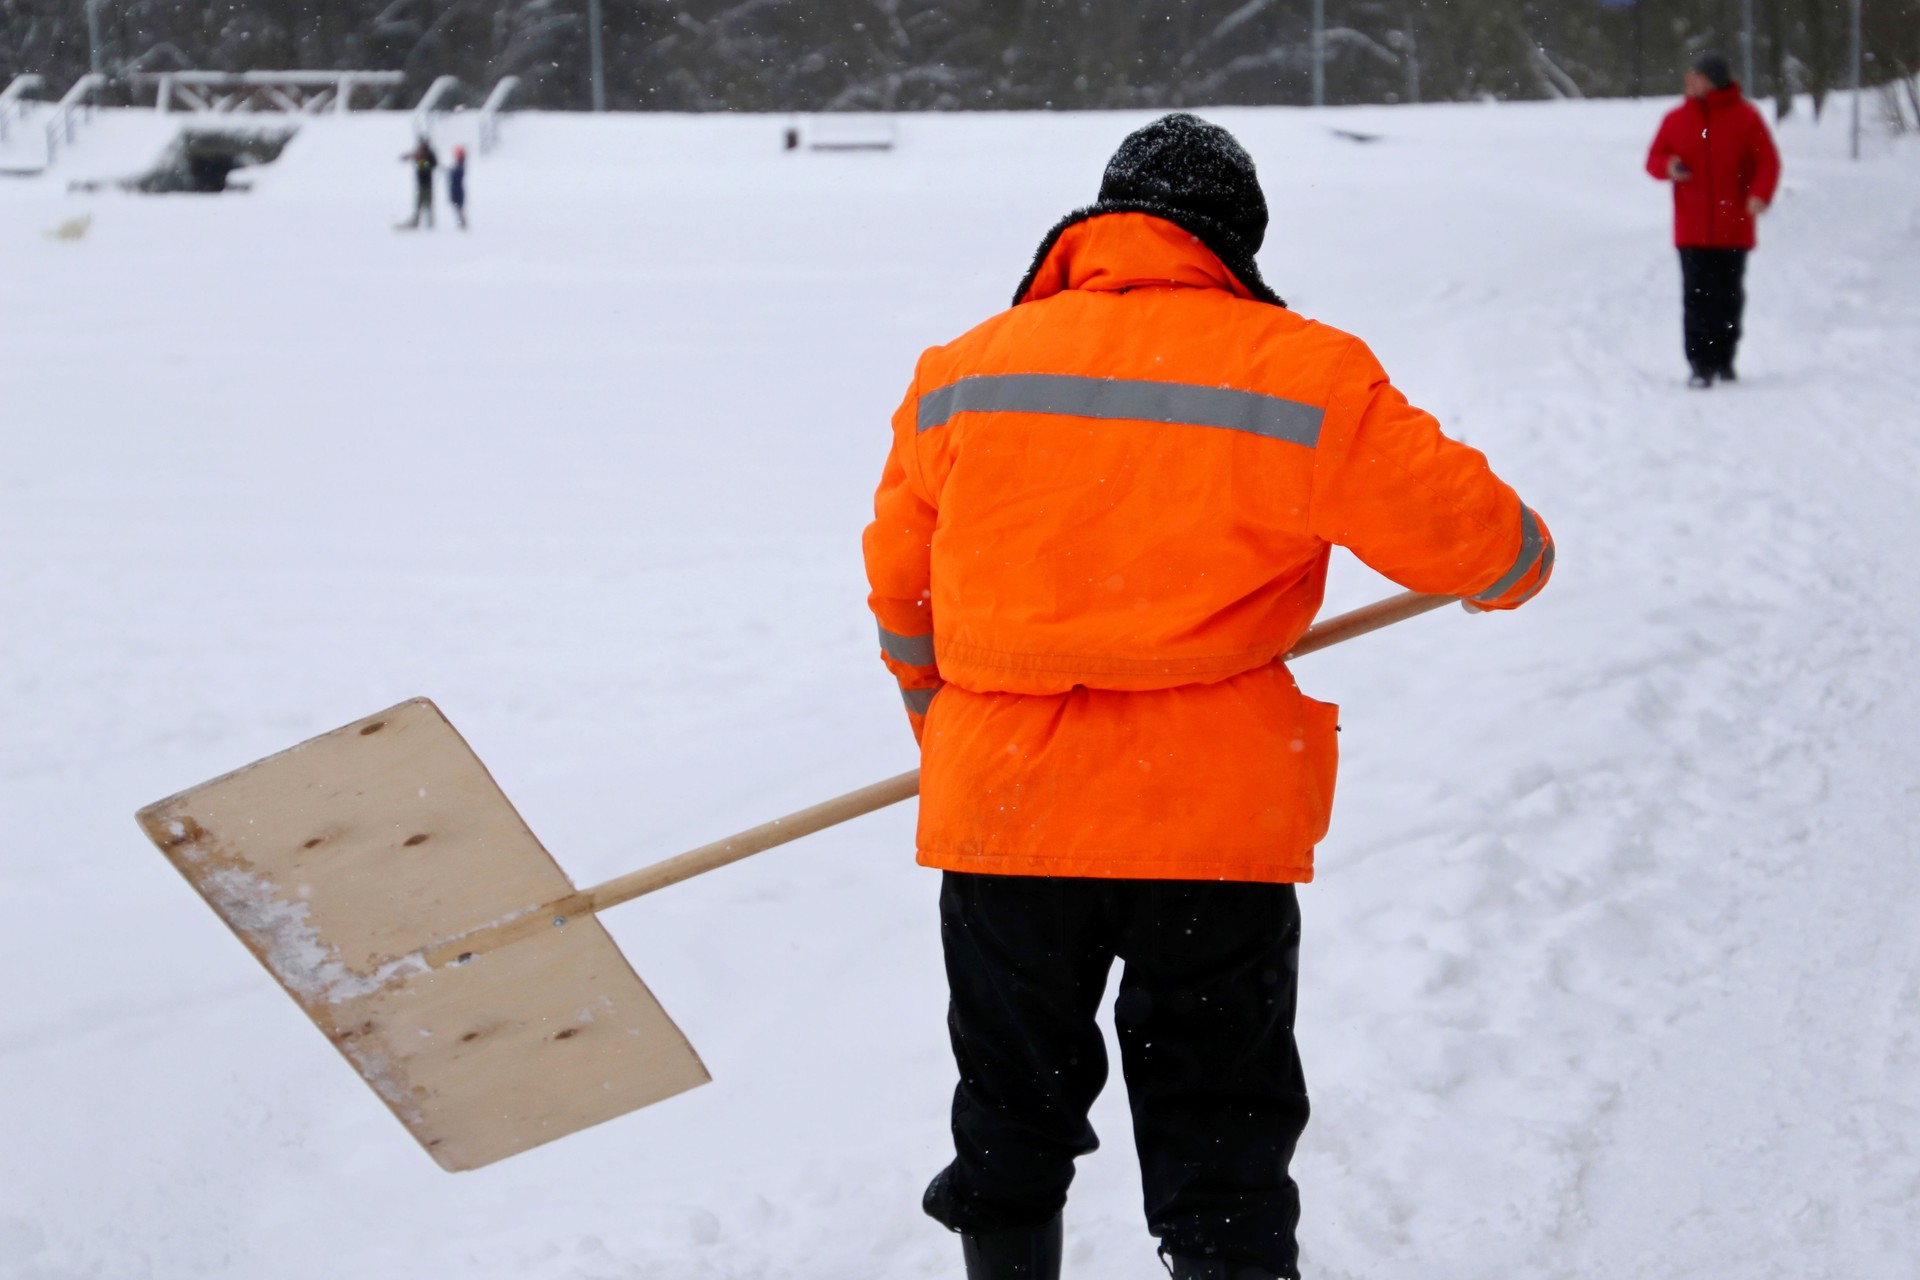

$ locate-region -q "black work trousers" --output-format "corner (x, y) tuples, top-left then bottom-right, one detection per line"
(925, 871), (1308, 1278)
(1679, 247), (1748, 374)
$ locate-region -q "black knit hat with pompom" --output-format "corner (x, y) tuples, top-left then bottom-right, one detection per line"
(1013, 113), (1284, 308)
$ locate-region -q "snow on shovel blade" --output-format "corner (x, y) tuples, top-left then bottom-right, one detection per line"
(135, 697), (709, 1172)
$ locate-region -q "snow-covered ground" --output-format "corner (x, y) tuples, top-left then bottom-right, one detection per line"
(2, 98), (1916, 1280)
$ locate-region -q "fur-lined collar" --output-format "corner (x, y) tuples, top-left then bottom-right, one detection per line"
(1013, 201), (1286, 309)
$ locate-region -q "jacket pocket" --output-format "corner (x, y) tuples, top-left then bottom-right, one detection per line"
(1297, 694), (1340, 844)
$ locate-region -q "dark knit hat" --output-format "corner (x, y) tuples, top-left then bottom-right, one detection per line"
(1013, 113), (1284, 308)
(1098, 113), (1269, 252)
(1691, 50), (1733, 89)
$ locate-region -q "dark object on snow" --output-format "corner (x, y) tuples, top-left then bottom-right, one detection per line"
(924, 871), (1307, 1280)
(953, 1210), (1062, 1280)
(1330, 128), (1382, 144)
(1681, 247), (1748, 383)
(74, 126), (295, 194)
(1691, 50), (1734, 90)
(1013, 112), (1284, 308)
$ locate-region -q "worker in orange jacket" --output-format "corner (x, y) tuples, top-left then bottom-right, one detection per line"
(864, 114), (1553, 1280)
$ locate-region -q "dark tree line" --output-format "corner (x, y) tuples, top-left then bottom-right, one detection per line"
(4, 0), (1915, 115)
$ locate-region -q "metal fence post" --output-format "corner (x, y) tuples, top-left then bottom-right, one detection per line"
(1742, 0), (1755, 89)
(1850, 0), (1863, 159)
(1311, 0), (1325, 107)
(587, 0), (607, 112)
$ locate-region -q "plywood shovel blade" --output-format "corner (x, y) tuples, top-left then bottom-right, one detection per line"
(136, 698), (710, 1172)
(135, 592), (1454, 1173)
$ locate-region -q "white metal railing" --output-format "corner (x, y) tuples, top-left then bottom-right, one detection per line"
(477, 76), (520, 154)
(44, 74), (105, 163)
(412, 75), (463, 139)
(133, 70), (405, 115)
(0, 73), (43, 143)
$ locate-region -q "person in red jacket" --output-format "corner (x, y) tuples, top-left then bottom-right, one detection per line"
(1646, 51), (1782, 386)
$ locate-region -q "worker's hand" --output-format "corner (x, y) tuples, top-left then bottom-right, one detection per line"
(1747, 196), (1769, 216)
(1666, 157), (1692, 183)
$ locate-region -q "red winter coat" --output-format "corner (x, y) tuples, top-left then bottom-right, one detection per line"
(1645, 85), (1781, 250)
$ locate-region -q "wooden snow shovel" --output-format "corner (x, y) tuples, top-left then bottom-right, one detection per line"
(135, 590), (1452, 1173)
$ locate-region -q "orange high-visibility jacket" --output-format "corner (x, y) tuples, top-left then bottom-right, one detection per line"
(864, 212), (1552, 883)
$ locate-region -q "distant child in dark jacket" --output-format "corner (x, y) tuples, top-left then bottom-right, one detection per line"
(400, 138), (438, 230)
(449, 146), (468, 230)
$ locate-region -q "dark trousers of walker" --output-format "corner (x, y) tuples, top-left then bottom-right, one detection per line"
(925, 871), (1309, 1279)
(1680, 247), (1748, 375)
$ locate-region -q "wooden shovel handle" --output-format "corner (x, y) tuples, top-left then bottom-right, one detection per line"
(1283, 589), (1456, 659)
(587, 770), (922, 912)
(583, 590), (1451, 914)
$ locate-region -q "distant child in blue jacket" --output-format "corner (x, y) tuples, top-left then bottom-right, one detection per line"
(449, 146), (468, 230)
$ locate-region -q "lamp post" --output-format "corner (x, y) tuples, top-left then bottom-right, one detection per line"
(1636, 1), (1645, 98)
(1311, 0), (1325, 107)
(587, 0), (607, 112)
(86, 0), (104, 77)
(1849, 0), (1863, 159)
(1742, 0), (1755, 88)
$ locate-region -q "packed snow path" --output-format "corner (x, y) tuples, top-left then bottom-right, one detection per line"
(1, 102), (1915, 1280)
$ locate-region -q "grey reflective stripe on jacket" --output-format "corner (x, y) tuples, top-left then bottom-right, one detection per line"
(878, 624), (936, 668)
(1473, 506), (1545, 603)
(917, 373), (1323, 447)
(901, 684), (939, 716)
(1507, 540), (1554, 606)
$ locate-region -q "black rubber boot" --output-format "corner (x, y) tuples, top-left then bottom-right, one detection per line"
(1164, 1255), (1283, 1280)
(960, 1215), (1063, 1280)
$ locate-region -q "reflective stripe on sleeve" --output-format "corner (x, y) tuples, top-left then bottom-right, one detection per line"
(1473, 506), (1544, 603)
(901, 684), (940, 716)
(1507, 539), (1555, 606)
(878, 624), (936, 668)
(917, 373), (1323, 447)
